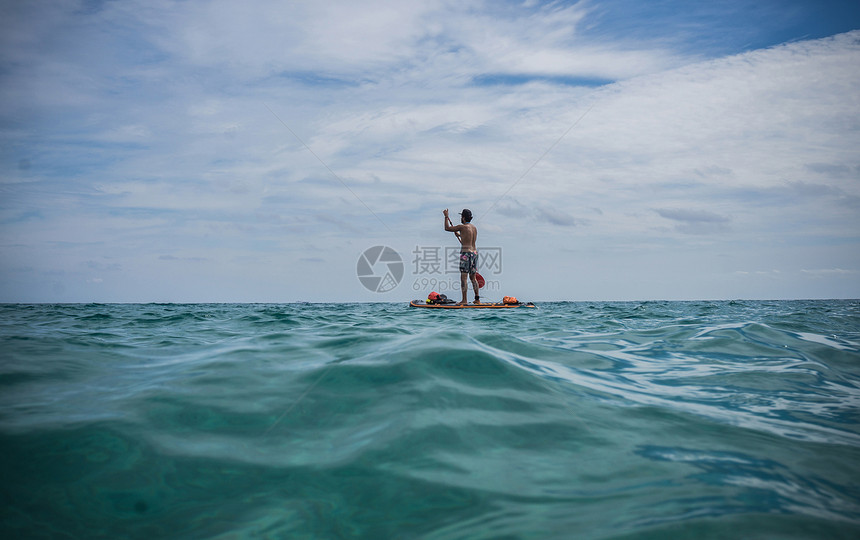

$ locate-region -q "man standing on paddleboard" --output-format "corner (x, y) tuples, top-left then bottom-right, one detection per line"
(444, 208), (480, 305)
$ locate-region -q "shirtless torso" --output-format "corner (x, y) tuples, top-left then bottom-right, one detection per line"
(443, 209), (477, 252)
(455, 223), (477, 253)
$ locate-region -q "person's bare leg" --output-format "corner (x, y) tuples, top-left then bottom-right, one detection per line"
(458, 272), (468, 304)
(470, 274), (480, 303)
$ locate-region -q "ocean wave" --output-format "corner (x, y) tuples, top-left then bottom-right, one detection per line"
(2, 302), (859, 538)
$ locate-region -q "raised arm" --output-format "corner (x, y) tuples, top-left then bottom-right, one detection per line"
(443, 209), (463, 241)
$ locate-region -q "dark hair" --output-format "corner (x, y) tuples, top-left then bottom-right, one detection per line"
(461, 209), (473, 222)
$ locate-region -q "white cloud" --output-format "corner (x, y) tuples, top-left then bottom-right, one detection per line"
(1, 1), (859, 301)
(802, 268), (858, 277)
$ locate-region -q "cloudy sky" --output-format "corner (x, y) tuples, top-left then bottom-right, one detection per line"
(1, 0), (859, 302)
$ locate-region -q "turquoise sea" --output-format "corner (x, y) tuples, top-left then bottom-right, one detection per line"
(1, 301), (859, 539)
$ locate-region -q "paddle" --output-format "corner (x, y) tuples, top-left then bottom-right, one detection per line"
(446, 212), (484, 289)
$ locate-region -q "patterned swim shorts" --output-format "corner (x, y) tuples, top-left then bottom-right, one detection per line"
(459, 251), (478, 275)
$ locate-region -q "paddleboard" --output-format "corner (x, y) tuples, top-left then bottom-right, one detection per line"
(410, 300), (536, 309)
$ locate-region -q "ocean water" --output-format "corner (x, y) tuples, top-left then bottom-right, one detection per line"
(1, 301), (859, 539)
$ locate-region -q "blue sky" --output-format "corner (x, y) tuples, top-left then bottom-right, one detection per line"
(1, 0), (859, 302)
